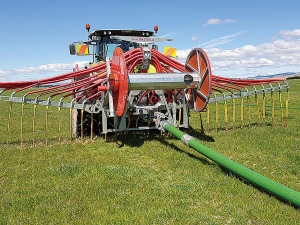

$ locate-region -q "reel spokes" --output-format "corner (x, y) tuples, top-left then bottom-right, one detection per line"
(184, 48), (212, 112)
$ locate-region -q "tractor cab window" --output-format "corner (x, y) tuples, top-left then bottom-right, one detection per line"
(95, 37), (138, 62)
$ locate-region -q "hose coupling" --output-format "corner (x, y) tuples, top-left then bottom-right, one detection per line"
(181, 134), (195, 146)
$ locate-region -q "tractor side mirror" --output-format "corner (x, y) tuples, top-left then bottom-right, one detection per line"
(69, 44), (76, 55)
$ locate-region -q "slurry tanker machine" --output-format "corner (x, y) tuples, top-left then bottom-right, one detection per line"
(0, 25), (299, 207)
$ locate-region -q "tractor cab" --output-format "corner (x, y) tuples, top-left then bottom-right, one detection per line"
(69, 25), (158, 64)
(90, 29), (154, 62)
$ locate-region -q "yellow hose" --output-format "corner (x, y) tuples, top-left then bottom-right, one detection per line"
(134, 115), (140, 138)
(263, 93), (266, 128)
(127, 114), (131, 128)
(215, 102), (218, 133)
(224, 100), (228, 132)
(255, 94), (260, 127)
(147, 120), (150, 137)
(279, 90), (283, 127)
(81, 109), (84, 140)
(124, 114), (131, 138)
(286, 89), (289, 128)
(7, 102), (13, 145)
(136, 115), (140, 128)
(91, 113), (93, 140)
(46, 105), (49, 146)
(33, 104), (37, 146)
(58, 106), (61, 144)
(247, 96), (251, 128)
(199, 112), (204, 134)
(241, 97), (244, 130)
(21, 103), (24, 147)
(271, 91), (274, 127)
(178, 108), (182, 130)
(206, 105), (209, 134)
(70, 108), (73, 143)
(232, 99), (235, 131)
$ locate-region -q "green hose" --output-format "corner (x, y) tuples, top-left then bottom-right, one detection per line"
(164, 123), (300, 208)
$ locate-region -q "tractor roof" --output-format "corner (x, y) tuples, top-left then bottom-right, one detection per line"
(89, 29), (154, 39)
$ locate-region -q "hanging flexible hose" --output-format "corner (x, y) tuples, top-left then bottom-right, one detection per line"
(247, 96), (251, 128)
(286, 89), (289, 128)
(178, 108), (182, 130)
(279, 90), (283, 127)
(7, 102), (13, 145)
(215, 101), (218, 133)
(46, 105), (49, 146)
(58, 106), (61, 144)
(272, 91), (275, 127)
(91, 113), (94, 140)
(69, 108), (73, 143)
(33, 104), (37, 146)
(206, 104), (209, 134)
(255, 94), (260, 127)
(241, 97), (244, 130)
(263, 93), (266, 127)
(232, 98), (235, 131)
(224, 100), (228, 132)
(21, 103), (24, 147)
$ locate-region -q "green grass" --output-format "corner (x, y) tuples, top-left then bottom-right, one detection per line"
(0, 80), (300, 224)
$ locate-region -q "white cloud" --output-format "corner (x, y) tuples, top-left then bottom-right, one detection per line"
(204, 18), (237, 26)
(276, 29), (300, 37)
(206, 39), (300, 61)
(212, 57), (275, 71)
(14, 61), (89, 74)
(198, 31), (244, 48)
(191, 36), (198, 41)
(176, 34), (300, 74)
(176, 49), (193, 64)
(270, 36), (278, 41)
(0, 61), (90, 82)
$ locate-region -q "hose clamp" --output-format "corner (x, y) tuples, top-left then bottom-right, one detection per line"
(181, 134), (195, 146)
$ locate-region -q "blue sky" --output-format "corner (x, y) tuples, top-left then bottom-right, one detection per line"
(1, 0), (300, 81)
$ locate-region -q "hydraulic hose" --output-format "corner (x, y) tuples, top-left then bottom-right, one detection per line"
(163, 123), (300, 208)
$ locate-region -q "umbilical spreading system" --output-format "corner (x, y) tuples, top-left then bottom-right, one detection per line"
(0, 25), (298, 207)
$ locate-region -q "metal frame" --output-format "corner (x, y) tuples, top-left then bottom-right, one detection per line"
(209, 81), (289, 103)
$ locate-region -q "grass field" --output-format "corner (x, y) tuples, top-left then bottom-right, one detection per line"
(0, 79), (300, 224)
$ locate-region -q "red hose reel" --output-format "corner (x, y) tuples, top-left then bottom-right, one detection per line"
(106, 47), (213, 116)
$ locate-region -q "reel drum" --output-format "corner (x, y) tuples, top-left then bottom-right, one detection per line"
(110, 47), (128, 117)
(184, 48), (212, 112)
